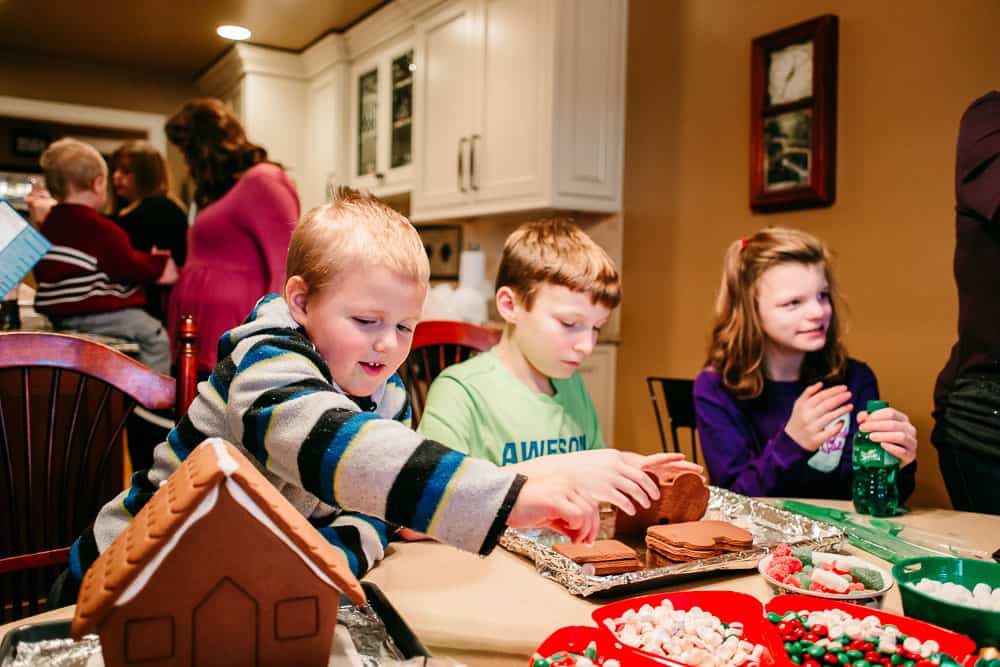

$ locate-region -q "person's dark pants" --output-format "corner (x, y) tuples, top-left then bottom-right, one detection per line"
(937, 446), (1000, 515)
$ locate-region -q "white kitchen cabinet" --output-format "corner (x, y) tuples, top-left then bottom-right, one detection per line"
(348, 36), (415, 197)
(411, 0), (627, 221)
(578, 343), (618, 447)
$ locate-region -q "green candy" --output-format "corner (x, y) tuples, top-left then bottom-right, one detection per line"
(842, 637), (853, 645)
(853, 660), (871, 667)
(838, 654), (851, 665)
(891, 654), (904, 665)
(791, 656), (803, 665)
(585, 643), (597, 660)
(792, 546), (814, 565)
(847, 650), (864, 660)
(809, 646), (826, 658)
(786, 642), (801, 655)
(904, 660), (915, 667)
(768, 612), (784, 623)
(533, 659), (550, 667)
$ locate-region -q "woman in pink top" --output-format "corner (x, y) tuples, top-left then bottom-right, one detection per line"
(165, 98), (300, 374)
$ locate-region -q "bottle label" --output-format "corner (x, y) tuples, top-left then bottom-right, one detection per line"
(855, 443), (899, 467)
(808, 414), (849, 472)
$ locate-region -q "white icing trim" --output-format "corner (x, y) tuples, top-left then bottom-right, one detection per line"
(207, 438), (239, 476)
(117, 486), (220, 605)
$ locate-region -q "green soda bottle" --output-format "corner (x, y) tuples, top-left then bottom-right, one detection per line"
(852, 400), (900, 516)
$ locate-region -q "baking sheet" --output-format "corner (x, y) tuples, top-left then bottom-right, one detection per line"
(0, 582), (430, 667)
(500, 486), (845, 597)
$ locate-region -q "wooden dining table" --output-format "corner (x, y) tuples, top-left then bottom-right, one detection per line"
(2, 499), (997, 666)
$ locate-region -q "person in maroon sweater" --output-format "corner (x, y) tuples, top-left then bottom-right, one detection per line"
(33, 138), (174, 373)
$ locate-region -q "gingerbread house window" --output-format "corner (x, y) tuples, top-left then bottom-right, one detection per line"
(125, 615), (174, 662)
(274, 596), (319, 640)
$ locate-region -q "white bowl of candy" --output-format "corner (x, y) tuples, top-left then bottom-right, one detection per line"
(759, 544), (893, 608)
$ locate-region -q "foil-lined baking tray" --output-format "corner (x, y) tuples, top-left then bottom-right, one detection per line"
(500, 486), (844, 597)
(0, 583), (432, 667)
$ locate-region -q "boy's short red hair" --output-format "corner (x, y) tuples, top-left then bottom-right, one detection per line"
(495, 218), (621, 310)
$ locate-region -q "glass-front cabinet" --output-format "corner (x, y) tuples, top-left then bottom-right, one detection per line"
(349, 39), (414, 196)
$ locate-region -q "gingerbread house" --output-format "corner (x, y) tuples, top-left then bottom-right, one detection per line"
(72, 438), (366, 667)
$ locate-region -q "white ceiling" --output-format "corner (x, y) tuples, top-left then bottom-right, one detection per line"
(0, 0), (388, 78)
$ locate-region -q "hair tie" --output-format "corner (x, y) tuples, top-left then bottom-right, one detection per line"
(740, 238), (748, 249)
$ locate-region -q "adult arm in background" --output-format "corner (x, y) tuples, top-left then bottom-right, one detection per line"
(694, 369), (815, 496)
(239, 165), (299, 294)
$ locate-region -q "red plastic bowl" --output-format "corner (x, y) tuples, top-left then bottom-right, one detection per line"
(592, 591), (784, 667)
(765, 594), (977, 666)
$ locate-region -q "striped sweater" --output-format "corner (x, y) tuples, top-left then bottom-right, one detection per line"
(34, 203), (166, 316)
(69, 295), (524, 584)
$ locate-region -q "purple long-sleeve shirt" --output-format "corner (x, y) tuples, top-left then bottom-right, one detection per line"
(694, 358), (916, 499)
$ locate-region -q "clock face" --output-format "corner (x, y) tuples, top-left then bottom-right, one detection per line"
(768, 41), (814, 105)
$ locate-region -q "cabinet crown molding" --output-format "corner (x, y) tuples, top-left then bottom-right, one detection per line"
(197, 43), (306, 95)
(344, 0), (443, 60)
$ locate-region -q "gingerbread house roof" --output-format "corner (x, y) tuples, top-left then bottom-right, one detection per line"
(72, 439), (366, 636)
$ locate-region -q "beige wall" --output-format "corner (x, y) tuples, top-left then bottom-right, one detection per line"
(0, 48), (199, 195)
(618, 0), (1000, 507)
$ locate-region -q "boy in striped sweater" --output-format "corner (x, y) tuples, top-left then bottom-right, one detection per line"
(55, 188), (640, 605)
(33, 138), (174, 373)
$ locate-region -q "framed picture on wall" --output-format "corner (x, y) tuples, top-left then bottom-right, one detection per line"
(750, 14), (838, 212)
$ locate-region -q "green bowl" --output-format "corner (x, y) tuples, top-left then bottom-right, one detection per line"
(892, 556), (1000, 647)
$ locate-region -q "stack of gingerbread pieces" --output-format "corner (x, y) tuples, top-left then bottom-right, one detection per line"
(645, 520), (754, 566)
(553, 539), (643, 575)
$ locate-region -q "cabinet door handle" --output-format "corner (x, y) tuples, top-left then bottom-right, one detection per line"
(458, 137), (468, 193)
(469, 134), (480, 191)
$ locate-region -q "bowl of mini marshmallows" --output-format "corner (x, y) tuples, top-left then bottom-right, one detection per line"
(893, 556), (1000, 647)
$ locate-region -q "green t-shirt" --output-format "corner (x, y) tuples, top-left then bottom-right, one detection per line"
(416, 349), (606, 466)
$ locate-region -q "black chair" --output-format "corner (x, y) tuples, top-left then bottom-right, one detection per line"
(646, 377), (699, 463)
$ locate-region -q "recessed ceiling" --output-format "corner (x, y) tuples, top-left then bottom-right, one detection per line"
(0, 0), (388, 78)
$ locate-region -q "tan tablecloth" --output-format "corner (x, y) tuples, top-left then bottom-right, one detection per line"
(4, 501), (997, 667)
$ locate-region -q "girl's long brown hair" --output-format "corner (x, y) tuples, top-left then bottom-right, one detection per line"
(705, 226), (847, 399)
(164, 98), (271, 209)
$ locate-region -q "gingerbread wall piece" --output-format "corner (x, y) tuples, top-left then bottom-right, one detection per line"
(613, 470), (710, 538)
(71, 438), (366, 667)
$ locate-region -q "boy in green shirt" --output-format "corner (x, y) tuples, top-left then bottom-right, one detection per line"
(418, 219), (701, 516)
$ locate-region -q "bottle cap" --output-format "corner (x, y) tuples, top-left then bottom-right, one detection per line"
(866, 400), (889, 413)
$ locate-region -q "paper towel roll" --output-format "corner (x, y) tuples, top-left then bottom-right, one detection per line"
(458, 248), (486, 290)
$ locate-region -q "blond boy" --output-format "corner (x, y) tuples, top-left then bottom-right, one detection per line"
(55, 192), (602, 606)
(33, 138), (172, 372)
(418, 219), (701, 515)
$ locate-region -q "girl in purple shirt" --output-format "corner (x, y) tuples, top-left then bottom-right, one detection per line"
(694, 227), (918, 499)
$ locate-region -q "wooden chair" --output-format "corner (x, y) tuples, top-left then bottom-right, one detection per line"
(402, 320), (501, 427)
(646, 376), (700, 463)
(0, 318), (198, 622)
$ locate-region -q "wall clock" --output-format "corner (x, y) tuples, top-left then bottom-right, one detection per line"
(750, 15), (838, 212)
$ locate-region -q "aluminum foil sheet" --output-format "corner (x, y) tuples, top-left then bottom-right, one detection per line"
(2, 603), (411, 667)
(500, 487), (844, 597)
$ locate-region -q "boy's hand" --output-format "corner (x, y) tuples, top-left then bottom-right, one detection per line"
(25, 181), (56, 226)
(785, 382), (853, 452)
(152, 247), (179, 285)
(509, 449), (665, 516)
(507, 474), (598, 544)
(857, 407), (918, 466)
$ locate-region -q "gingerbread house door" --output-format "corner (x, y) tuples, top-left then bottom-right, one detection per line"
(193, 578), (258, 666)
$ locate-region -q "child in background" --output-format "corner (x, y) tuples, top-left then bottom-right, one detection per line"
(694, 227), (918, 498)
(33, 138), (174, 373)
(54, 192), (638, 606)
(418, 218), (702, 515)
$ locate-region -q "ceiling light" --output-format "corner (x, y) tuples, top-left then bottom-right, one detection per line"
(217, 25), (252, 41)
